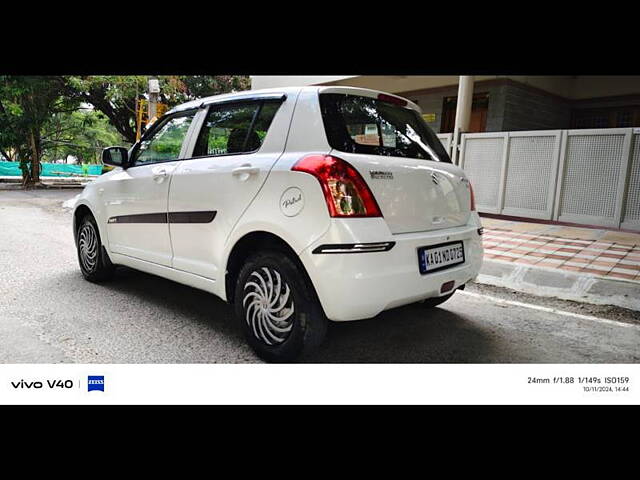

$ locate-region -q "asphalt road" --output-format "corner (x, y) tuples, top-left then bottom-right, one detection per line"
(1, 187), (639, 363)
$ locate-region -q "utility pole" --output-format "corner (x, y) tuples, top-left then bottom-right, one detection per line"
(451, 75), (474, 165)
(148, 77), (160, 124)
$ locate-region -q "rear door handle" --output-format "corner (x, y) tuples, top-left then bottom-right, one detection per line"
(232, 165), (259, 176)
(232, 164), (260, 178)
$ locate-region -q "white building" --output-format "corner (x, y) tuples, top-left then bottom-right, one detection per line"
(251, 76), (640, 133)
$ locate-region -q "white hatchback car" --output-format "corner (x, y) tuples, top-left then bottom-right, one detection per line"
(73, 86), (483, 362)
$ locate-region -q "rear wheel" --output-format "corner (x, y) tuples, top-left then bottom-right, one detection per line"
(234, 250), (327, 362)
(76, 214), (115, 282)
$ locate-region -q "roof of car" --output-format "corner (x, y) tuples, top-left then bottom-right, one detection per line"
(166, 86), (305, 114)
(166, 85), (419, 114)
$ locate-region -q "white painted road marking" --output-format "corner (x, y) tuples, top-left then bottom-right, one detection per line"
(458, 290), (640, 330)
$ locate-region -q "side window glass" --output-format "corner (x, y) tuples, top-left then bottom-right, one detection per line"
(193, 101), (281, 157)
(252, 102), (281, 144)
(133, 112), (195, 165)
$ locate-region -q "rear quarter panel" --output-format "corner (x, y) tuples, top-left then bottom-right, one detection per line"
(222, 157), (333, 265)
(220, 88), (334, 300)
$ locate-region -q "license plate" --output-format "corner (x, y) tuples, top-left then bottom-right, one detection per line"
(418, 241), (465, 274)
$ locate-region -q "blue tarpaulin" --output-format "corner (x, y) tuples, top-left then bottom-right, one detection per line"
(0, 161), (103, 177)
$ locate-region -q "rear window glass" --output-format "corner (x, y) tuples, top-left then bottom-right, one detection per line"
(319, 93), (451, 163)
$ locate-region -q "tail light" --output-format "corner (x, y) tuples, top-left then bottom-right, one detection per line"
(469, 182), (476, 211)
(292, 155), (382, 217)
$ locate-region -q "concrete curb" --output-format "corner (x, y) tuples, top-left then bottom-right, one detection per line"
(477, 259), (640, 311)
(0, 176), (93, 188)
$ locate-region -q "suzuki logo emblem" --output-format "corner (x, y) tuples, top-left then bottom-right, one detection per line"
(431, 172), (439, 185)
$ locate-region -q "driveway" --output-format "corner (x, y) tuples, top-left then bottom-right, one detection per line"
(1, 187), (638, 363)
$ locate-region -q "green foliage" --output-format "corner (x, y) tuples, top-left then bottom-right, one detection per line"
(41, 109), (125, 164)
(0, 75), (251, 185)
(0, 78), (27, 162)
(0, 76), (80, 184)
(64, 76), (148, 144)
(166, 76), (251, 103)
(136, 116), (193, 163)
(65, 75), (251, 144)
(208, 133), (228, 153)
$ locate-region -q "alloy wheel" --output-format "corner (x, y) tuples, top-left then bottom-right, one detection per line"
(78, 222), (98, 273)
(242, 267), (295, 346)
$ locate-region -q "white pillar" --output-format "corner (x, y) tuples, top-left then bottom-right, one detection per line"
(148, 78), (160, 124)
(451, 75), (474, 165)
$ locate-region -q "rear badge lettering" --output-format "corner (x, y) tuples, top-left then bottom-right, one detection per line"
(369, 170), (393, 180)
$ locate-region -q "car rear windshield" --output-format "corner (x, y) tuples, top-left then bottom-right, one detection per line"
(319, 93), (451, 163)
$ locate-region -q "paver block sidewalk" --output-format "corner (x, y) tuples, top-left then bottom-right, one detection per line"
(480, 217), (640, 285)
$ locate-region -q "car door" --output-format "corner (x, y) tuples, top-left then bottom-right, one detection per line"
(167, 95), (290, 280)
(103, 110), (197, 266)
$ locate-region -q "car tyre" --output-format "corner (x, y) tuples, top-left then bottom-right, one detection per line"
(234, 250), (327, 363)
(76, 214), (115, 282)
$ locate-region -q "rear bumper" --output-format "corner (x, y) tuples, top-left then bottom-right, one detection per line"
(299, 215), (483, 321)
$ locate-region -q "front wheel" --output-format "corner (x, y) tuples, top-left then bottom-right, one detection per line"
(234, 250), (327, 362)
(76, 215), (115, 282)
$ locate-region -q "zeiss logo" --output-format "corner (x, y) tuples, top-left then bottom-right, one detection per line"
(88, 375), (105, 392)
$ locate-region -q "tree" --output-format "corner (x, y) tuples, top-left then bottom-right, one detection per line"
(0, 75), (252, 186)
(0, 82), (25, 163)
(169, 75), (251, 101)
(0, 76), (79, 185)
(65, 76), (251, 144)
(41, 108), (125, 164)
(65, 76), (146, 144)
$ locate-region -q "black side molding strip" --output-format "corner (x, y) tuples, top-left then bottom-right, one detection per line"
(312, 242), (396, 254)
(108, 211), (217, 224)
(108, 213), (167, 224)
(168, 211), (217, 223)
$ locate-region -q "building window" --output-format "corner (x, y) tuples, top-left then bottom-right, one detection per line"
(441, 93), (489, 133)
(571, 107), (640, 129)
(616, 111), (633, 127)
